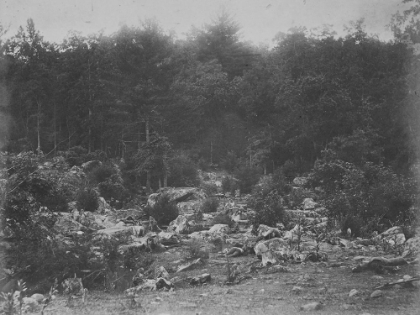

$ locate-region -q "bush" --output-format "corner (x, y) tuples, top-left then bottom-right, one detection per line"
(249, 190), (287, 228)
(309, 158), (416, 235)
(76, 188), (99, 212)
(88, 163), (117, 185)
(98, 181), (129, 203)
(221, 176), (239, 194)
(201, 198), (219, 213)
(200, 182), (218, 195)
(167, 154), (200, 187)
(144, 194), (179, 225)
(234, 165), (261, 194)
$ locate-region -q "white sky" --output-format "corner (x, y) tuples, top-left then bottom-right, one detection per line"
(0, 0), (405, 45)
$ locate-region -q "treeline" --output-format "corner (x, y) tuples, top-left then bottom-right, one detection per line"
(0, 13), (418, 188)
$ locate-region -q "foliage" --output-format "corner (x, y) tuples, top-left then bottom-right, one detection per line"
(221, 176), (239, 194)
(144, 194), (179, 225)
(88, 163), (116, 184)
(234, 164), (261, 194)
(200, 197), (219, 213)
(76, 188), (99, 212)
(5, 152), (68, 224)
(200, 182), (218, 195)
(249, 190), (287, 228)
(167, 153), (200, 187)
(309, 155), (416, 235)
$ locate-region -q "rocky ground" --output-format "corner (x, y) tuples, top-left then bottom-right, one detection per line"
(1, 172), (420, 314)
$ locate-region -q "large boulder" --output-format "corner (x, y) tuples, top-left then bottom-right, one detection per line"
(377, 226), (406, 246)
(147, 187), (207, 208)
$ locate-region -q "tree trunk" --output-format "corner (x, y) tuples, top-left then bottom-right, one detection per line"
(145, 117), (151, 192)
(36, 100), (41, 154)
(163, 171), (168, 187)
(53, 101), (57, 154)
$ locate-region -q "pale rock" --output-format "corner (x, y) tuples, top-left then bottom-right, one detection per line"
(209, 224), (230, 235)
(370, 290), (383, 298)
(349, 289), (359, 297)
(302, 198), (318, 210)
(167, 215), (190, 234)
(299, 302), (323, 311)
(293, 177), (308, 186)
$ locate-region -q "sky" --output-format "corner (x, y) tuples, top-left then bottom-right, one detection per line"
(0, 0), (407, 45)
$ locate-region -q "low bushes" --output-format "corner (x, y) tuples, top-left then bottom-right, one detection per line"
(201, 197), (219, 213)
(144, 194), (179, 225)
(76, 188), (99, 212)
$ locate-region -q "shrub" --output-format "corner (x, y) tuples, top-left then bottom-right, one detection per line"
(234, 165), (260, 194)
(221, 176), (239, 194)
(309, 158), (416, 235)
(88, 163), (116, 185)
(200, 182), (219, 195)
(98, 181), (129, 203)
(167, 154), (200, 187)
(249, 190), (287, 228)
(144, 194), (179, 225)
(76, 188), (99, 212)
(201, 198), (219, 213)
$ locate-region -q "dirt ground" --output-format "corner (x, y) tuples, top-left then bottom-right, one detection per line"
(41, 246), (420, 315)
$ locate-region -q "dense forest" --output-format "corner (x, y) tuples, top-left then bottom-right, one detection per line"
(0, 11), (417, 176)
(0, 3), (420, 218)
(1, 1), (420, 297)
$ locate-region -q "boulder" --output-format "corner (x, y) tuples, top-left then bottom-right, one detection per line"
(293, 177), (308, 186)
(81, 160), (102, 172)
(167, 215), (190, 234)
(54, 213), (85, 235)
(209, 224), (230, 235)
(257, 224), (282, 239)
(284, 224), (301, 240)
(147, 187), (207, 208)
(378, 226), (406, 246)
(302, 198), (318, 210)
(98, 197), (112, 213)
(403, 235), (420, 257)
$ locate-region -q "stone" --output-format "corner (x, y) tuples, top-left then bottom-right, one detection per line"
(147, 187), (207, 208)
(370, 290), (383, 298)
(30, 293), (44, 303)
(98, 197), (112, 213)
(189, 273), (211, 285)
(209, 224), (230, 235)
(403, 235), (420, 257)
(302, 198), (318, 210)
(299, 302), (323, 311)
(349, 289), (359, 297)
(54, 213), (85, 235)
(257, 224), (282, 239)
(167, 215), (190, 234)
(293, 177), (308, 186)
